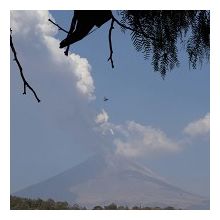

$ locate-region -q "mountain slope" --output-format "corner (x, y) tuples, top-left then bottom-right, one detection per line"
(13, 154), (209, 209)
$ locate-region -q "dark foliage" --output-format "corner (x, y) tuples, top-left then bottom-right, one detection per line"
(93, 205), (104, 210)
(10, 196), (69, 210)
(104, 203), (118, 210)
(120, 10), (210, 77)
(10, 196), (178, 210)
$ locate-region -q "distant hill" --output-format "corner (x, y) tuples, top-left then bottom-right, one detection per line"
(13, 153), (209, 209)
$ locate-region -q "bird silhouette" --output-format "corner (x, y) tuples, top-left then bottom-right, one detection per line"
(104, 97), (109, 101)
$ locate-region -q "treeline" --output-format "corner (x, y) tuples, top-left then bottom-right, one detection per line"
(10, 196), (176, 210)
(11, 196), (70, 210)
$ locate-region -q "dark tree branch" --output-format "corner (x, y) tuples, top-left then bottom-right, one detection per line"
(48, 19), (69, 33)
(10, 30), (40, 102)
(48, 18), (71, 55)
(64, 12), (77, 56)
(64, 46), (70, 56)
(106, 14), (155, 69)
(48, 13), (154, 70)
(49, 18), (99, 37)
(108, 19), (115, 68)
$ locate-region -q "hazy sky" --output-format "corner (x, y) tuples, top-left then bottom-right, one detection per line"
(10, 10), (210, 197)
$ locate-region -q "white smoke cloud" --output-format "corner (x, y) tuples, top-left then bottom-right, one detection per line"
(94, 110), (180, 158)
(114, 121), (180, 158)
(10, 10), (57, 37)
(94, 109), (115, 136)
(11, 10), (95, 100)
(183, 113), (210, 137)
(95, 109), (109, 124)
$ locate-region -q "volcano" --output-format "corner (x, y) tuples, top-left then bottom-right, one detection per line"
(13, 153), (209, 209)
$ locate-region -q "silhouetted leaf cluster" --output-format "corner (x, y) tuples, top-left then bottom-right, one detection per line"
(120, 10), (210, 77)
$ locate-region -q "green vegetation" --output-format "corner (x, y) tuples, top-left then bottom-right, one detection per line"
(10, 196), (70, 210)
(10, 196), (177, 210)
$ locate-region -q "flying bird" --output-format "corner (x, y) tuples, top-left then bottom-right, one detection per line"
(104, 97), (109, 102)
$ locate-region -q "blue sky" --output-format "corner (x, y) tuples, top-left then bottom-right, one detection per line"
(10, 10), (209, 197)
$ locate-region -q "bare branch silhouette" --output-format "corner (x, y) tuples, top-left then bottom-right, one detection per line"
(48, 18), (68, 33)
(48, 18), (99, 38)
(10, 29), (40, 102)
(63, 12), (76, 56)
(48, 17), (73, 56)
(108, 19), (115, 68)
